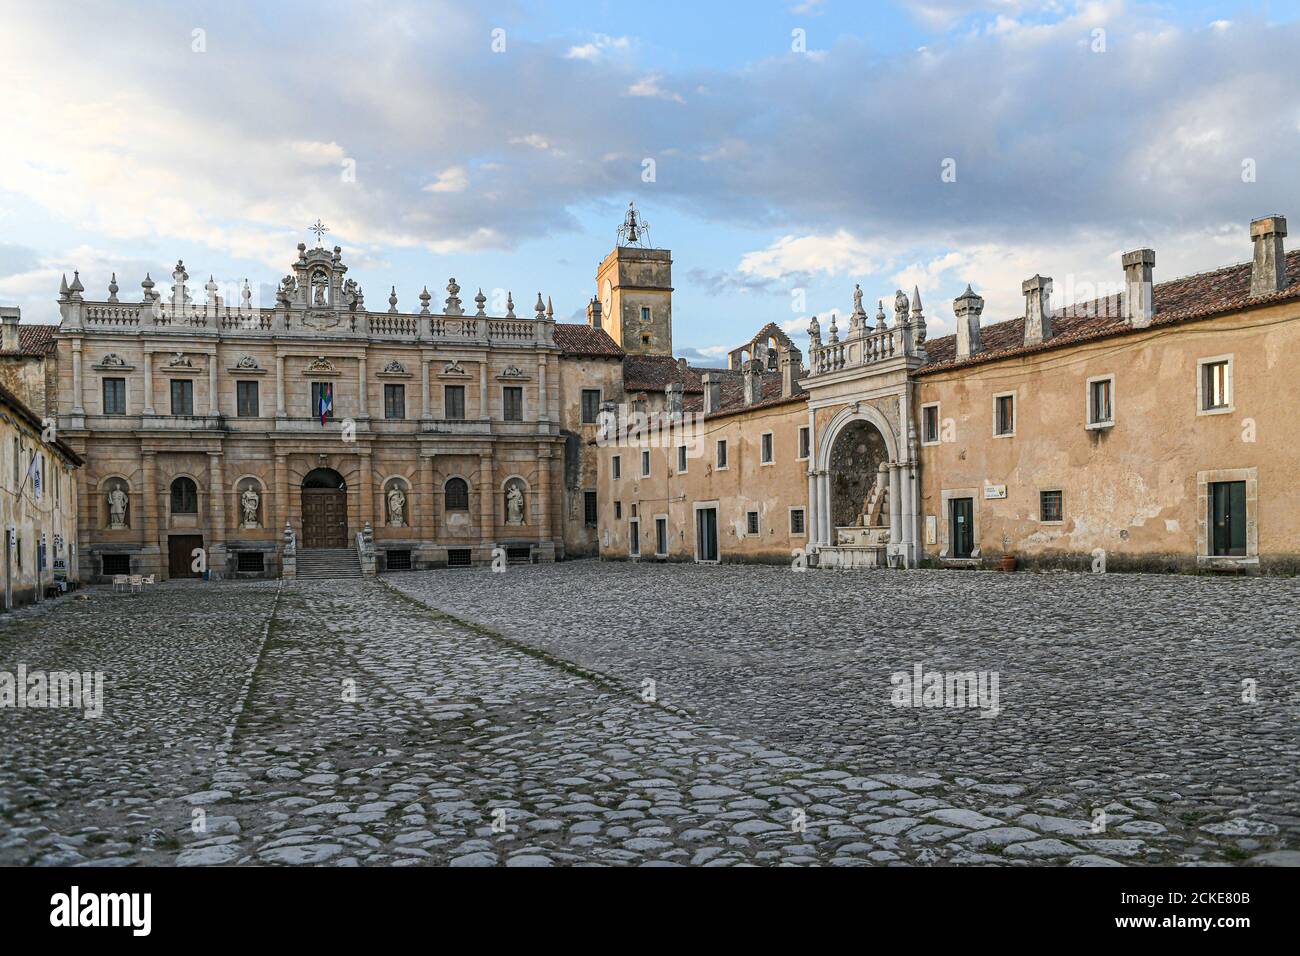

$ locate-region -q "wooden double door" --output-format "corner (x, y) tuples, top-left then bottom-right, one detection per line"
(168, 534), (204, 578)
(302, 489), (348, 548)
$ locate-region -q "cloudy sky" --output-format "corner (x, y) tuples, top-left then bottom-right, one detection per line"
(1, 0), (1297, 363)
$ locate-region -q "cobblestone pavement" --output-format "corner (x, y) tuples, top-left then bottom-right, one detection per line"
(1, 567), (1296, 866)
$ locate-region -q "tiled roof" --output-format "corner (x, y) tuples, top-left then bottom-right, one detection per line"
(0, 324), (58, 357)
(0, 380), (82, 466)
(920, 250), (1300, 374)
(623, 353), (703, 394)
(554, 323), (623, 358)
(680, 367), (808, 421)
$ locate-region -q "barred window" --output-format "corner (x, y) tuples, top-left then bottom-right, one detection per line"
(444, 477), (469, 511)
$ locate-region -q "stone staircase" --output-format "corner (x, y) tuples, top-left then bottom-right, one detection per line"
(295, 548), (363, 580)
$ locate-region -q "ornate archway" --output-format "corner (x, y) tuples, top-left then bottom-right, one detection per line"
(813, 403), (903, 565)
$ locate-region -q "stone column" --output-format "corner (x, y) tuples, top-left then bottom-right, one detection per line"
(908, 461), (921, 565)
(537, 357), (548, 423)
(208, 355), (220, 416)
(478, 451), (494, 548)
(423, 454), (438, 543)
(275, 355), (286, 417)
(479, 362), (489, 419)
(141, 450), (158, 573)
(208, 451), (226, 576)
(274, 454), (288, 535)
(898, 462), (914, 567)
(807, 466), (819, 549)
(71, 340), (85, 414)
(421, 359), (431, 419)
(536, 443), (550, 544)
(142, 350), (155, 415)
(357, 356), (368, 418)
(818, 470), (832, 546)
(358, 451), (373, 532)
(888, 464), (902, 560)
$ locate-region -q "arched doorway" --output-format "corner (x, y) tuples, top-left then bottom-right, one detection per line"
(301, 467), (347, 549)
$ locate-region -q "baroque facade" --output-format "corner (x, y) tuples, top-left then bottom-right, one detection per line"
(54, 239), (591, 580)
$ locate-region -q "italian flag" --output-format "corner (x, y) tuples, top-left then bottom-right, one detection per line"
(318, 383), (333, 426)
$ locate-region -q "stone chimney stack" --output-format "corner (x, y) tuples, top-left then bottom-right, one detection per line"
(665, 382), (683, 416)
(1022, 274), (1053, 346)
(1249, 215), (1289, 297)
(953, 286), (984, 361)
(0, 307), (19, 352)
(742, 361), (761, 405)
(1122, 248), (1156, 328)
(701, 372), (721, 414)
(779, 346), (802, 397)
(586, 295), (603, 328)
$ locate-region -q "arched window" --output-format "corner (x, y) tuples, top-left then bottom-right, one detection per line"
(170, 477), (198, 514)
(444, 477), (469, 511)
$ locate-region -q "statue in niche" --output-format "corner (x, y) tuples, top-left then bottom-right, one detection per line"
(241, 486), (261, 528)
(387, 485), (407, 527)
(311, 272), (329, 307)
(107, 484), (129, 529)
(505, 482), (525, 526)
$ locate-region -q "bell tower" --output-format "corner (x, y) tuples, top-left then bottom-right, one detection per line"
(594, 203), (673, 356)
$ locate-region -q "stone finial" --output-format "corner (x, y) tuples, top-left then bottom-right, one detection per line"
(419, 286), (432, 315)
(141, 273), (156, 301)
(1122, 248), (1156, 328)
(1249, 215), (1289, 297)
(475, 288), (487, 316)
(388, 286), (399, 313)
(1021, 274), (1053, 346)
(545, 295), (554, 320)
(241, 279), (252, 312)
(827, 314), (839, 344)
(205, 274), (219, 307)
(107, 273), (119, 302)
(170, 260), (189, 309)
(534, 293), (546, 319)
(911, 286), (927, 344)
(954, 285), (985, 361)
(59, 273), (70, 301)
(875, 299), (887, 331)
(505, 292), (516, 318)
(444, 277), (463, 315)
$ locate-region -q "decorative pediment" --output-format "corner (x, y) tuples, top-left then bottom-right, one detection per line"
(496, 364), (531, 382)
(229, 354), (267, 375)
(303, 355), (341, 377)
(377, 359), (412, 379)
(438, 359), (472, 378)
(166, 351), (194, 368)
(93, 353), (134, 371)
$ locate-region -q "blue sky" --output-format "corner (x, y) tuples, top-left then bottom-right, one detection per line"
(2, 0), (1298, 365)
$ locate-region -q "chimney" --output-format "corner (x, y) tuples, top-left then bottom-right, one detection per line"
(665, 382), (683, 416)
(742, 361), (761, 405)
(1249, 215), (1288, 297)
(1122, 248), (1155, 328)
(1022, 274), (1053, 346)
(701, 372), (721, 414)
(0, 307), (19, 352)
(953, 286), (984, 361)
(587, 295), (603, 327)
(779, 346), (802, 397)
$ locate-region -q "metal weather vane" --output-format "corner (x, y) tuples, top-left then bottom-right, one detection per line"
(309, 219), (329, 246)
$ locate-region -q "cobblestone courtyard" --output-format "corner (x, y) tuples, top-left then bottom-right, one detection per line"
(0, 563), (1296, 867)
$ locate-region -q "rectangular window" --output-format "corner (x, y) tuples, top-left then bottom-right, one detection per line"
(760, 432), (774, 464)
(655, 517), (668, 556)
(641, 449), (651, 477)
(583, 490), (598, 527)
(790, 508), (806, 536)
(716, 439), (728, 469)
(103, 378), (126, 415)
(746, 511), (760, 536)
(612, 455), (621, 480)
(311, 382), (335, 420)
(640, 306), (651, 323)
(1209, 480), (1247, 556)
(384, 383), (406, 420)
(994, 393), (1015, 436)
(170, 379), (194, 416)
(677, 445), (687, 473)
(1087, 377), (1113, 427)
(444, 385), (465, 420)
(614, 501), (622, 520)
(922, 404), (940, 445)
(236, 380), (259, 418)
(1201, 359), (1231, 411)
(798, 426), (810, 460)
(502, 386), (523, 422)
(1040, 490), (1064, 523)
(629, 518), (640, 556)
(581, 389), (601, 424)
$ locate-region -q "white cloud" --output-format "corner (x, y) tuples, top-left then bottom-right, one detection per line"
(627, 75), (686, 104)
(424, 166), (470, 194)
(738, 231), (891, 281)
(565, 34), (632, 61)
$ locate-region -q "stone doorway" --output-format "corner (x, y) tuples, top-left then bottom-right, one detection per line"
(168, 534), (204, 578)
(301, 468), (348, 549)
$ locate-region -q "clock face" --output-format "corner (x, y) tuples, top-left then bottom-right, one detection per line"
(601, 279), (613, 320)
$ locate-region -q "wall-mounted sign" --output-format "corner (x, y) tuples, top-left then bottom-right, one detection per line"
(983, 484), (1007, 500)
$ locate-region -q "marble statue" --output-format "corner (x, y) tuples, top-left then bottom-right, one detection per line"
(387, 486), (407, 527)
(241, 487), (260, 528)
(505, 484), (525, 525)
(108, 486), (128, 529)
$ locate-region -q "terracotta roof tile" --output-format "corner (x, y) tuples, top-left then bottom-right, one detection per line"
(0, 324), (58, 357)
(623, 353), (703, 393)
(554, 323), (623, 357)
(920, 250), (1300, 374)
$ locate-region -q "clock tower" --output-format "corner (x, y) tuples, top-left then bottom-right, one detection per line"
(591, 203), (673, 356)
